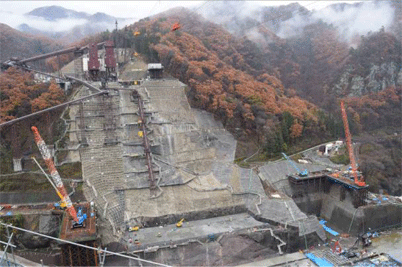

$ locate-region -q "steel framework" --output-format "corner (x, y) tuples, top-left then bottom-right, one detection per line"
(0, 222), (169, 267)
(131, 90), (157, 195)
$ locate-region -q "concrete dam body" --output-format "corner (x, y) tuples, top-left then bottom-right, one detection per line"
(60, 63), (401, 265)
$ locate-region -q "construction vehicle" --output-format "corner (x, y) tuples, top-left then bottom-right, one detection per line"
(129, 226), (140, 232)
(332, 240), (342, 253)
(53, 201), (67, 210)
(340, 101), (366, 187)
(31, 126), (87, 229)
(281, 153), (308, 177)
(176, 218), (185, 227)
(72, 207), (88, 229)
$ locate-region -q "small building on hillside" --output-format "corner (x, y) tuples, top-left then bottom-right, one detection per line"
(147, 63), (164, 79)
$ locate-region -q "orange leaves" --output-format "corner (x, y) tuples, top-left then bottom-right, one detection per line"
(31, 83), (64, 112)
(0, 68), (65, 121)
(131, 11), (324, 137)
(290, 122), (303, 139)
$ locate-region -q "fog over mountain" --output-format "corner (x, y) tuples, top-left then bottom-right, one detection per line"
(280, 1), (395, 41)
(198, 1), (396, 44)
(0, 5), (136, 43)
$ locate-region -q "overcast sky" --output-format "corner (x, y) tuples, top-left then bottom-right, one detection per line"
(0, 1), (360, 19)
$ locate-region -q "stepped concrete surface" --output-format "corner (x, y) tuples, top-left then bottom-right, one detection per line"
(125, 213), (267, 250)
(66, 64), (328, 245)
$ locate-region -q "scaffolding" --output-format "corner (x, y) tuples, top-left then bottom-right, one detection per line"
(0, 222), (169, 267)
(79, 101), (88, 146)
(102, 94), (119, 145)
(131, 90), (157, 196)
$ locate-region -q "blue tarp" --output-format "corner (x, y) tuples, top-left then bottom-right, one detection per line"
(319, 220), (339, 236)
(305, 253), (334, 267)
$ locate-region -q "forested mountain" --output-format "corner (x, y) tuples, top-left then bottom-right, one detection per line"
(0, 23), (64, 62)
(1, 2), (400, 194)
(14, 6), (132, 43)
(93, 4), (400, 193)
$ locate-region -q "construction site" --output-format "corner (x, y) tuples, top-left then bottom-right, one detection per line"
(1, 39), (402, 267)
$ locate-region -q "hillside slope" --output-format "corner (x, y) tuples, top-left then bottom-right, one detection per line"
(0, 23), (63, 62)
(18, 5), (131, 43)
(118, 9), (334, 151)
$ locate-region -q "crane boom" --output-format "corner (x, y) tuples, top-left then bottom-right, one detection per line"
(31, 126), (79, 222)
(281, 152), (308, 177)
(340, 101), (366, 187)
(31, 156), (66, 203)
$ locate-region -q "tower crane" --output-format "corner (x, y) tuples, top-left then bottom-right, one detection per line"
(281, 152), (308, 177)
(31, 126), (87, 228)
(340, 101), (366, 187)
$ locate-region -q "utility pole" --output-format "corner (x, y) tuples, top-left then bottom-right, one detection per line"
(124, 26), (127, 63)
(115, 20), (119, 67)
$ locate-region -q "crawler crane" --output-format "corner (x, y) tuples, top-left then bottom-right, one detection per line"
(31, 126), (87, 228)
(340, 101), (366, 187)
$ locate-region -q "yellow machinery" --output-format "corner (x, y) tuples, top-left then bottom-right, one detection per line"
(176, 218), (185, 227)
(129, 226), (140, 232)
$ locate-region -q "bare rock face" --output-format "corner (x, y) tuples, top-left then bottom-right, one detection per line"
(349, 76), (365, 96)
(334, 62), (400, 96)
(18, 232), (50, 249)
(39, 214), (60, 237)
(16, 214), (60, 249)
(397, 68), (402, 86)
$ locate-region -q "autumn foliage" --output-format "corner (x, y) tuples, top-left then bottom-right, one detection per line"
(0, 67), (65, 122)
(126, 9), (322, 149)
(343, 86), (402, 132)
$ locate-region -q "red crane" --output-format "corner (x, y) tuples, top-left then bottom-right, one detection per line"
(31, 126), (79, 222)
(340, 101), (366, 187)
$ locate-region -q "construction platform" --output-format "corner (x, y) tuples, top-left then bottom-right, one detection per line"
(59, 202), (97, 242)
(125, 213), (270, 250)
(288, 172), (368, 208)
(288, 171), (369, 190)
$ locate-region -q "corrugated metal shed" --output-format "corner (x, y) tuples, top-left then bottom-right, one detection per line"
(88, 43), (100, 71)
(147, 63), (163, 70)
(104, 40), (116, 69)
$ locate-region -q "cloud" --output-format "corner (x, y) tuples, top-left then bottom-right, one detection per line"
(197, 1), (263, 32)
(313, 1), (394, 40)
(24, 15), (88, 32)
(275, 1), (395, 41)
(0, 11), (88, 32)
(276, 13), (312, 39)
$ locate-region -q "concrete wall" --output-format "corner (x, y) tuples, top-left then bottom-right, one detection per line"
(329, 203), (402, 235)
(290, 182), (402, 235)
(105, 228), (322, 266)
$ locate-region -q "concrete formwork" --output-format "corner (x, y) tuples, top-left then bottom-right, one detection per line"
(259, 157), (402, 236)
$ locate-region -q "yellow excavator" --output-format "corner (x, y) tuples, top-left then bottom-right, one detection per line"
(176, 218), (185, 227)
(129, 226), (140, 232)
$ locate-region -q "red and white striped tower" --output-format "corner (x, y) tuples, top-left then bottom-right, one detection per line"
(31, 126), (78, 222)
